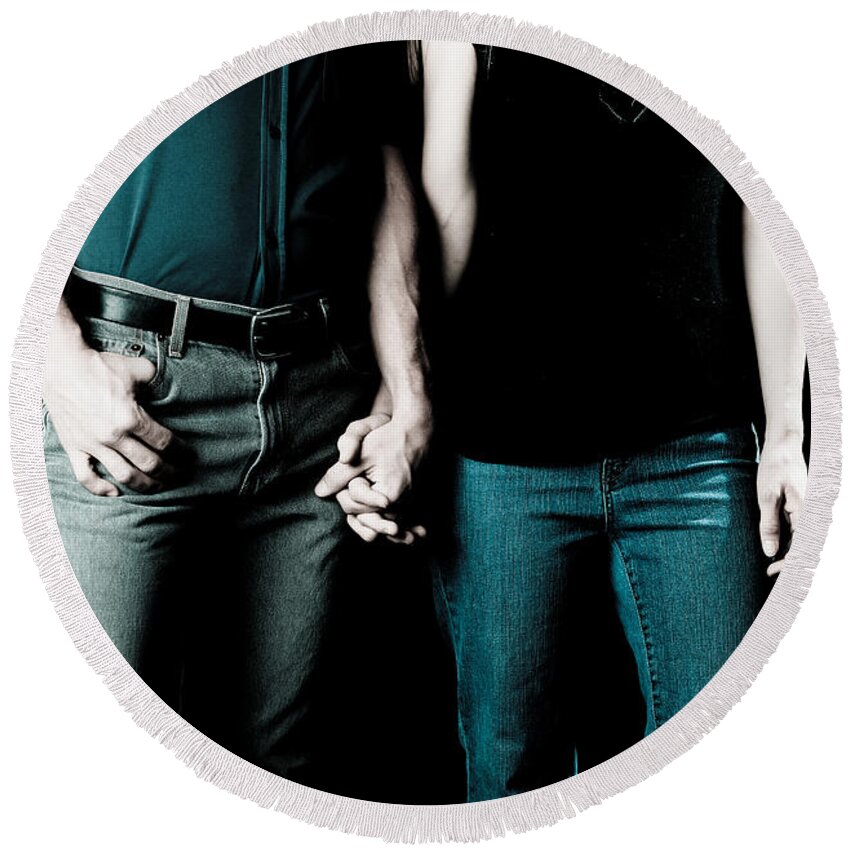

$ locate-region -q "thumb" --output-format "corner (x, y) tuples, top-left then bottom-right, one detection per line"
(337, 413), (390, 465)
(315, 461), (363, 498)
(115, 352), (156, 386)
(758, 496), (782, 558)
(783, 485), (805, 535)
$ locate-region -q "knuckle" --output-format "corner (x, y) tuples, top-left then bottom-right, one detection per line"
(384, 481), (404, 501)
(153, 430), (173, 451)
(139, 456), (162, 475)
(133, 410), (150, 433)
(102, 416), (137, 445)
(119, 401), (142, 426)
(101, 426), (124, 447)
(113, 468), (134, 485)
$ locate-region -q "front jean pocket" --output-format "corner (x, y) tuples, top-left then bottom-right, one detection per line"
(691, 423), (760, 465)
(81, 317), (166, 393)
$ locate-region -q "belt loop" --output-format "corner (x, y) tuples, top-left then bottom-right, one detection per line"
(168, 296), (191, 358)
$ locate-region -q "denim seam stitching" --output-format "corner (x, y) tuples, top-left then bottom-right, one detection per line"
(238, 359), (271, 496)
(600, 460), (610, 531)
(433, 565), (471, 801)
(147, 333), (167, 390)
(610, 535), (661, 731)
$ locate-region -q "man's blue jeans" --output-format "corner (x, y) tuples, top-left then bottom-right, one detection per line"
(432, 425), (770, 802)
(43, 285), (379, 788)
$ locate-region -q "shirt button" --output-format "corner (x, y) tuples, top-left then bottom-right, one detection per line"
(269, 124), (282, 140)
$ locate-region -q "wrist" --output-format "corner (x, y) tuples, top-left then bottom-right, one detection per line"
(369, 382), (393, 418)
(763, 423), (805, 446)
(390, 392), (432, 430)
(47, 322), (91, 364)
(45, 337), (96, 388)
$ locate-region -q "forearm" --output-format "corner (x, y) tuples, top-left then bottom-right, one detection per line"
(742, 209), (806, 442)
(368, 145), (431, 430)
(423, 171), (476, 294)
(421, 40), (478, 296)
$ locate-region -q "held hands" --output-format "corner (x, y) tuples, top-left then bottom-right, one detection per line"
(43, 341), (178, 496)
(315, 411), (432, 544)
(757, 432), (807, 576)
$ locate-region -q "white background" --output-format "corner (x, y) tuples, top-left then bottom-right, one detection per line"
(1, 1), (847, 848)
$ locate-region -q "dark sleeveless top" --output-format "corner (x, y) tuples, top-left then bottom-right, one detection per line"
(437, 45), (763, 465)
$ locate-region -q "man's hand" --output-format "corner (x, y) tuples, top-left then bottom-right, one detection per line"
(757, 433), (807, 576)
(315, 412), (431, 544)
(43, 338), (177, 496)
(326, 139), (432, 543)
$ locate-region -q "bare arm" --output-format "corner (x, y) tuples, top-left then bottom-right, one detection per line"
(43, 294), (177, 495)
(421, 40), (478, 294)
(369, 144), (431, 429)
(315, 143), (431, 542)
(742, 207), (807, 574)
(316, 42), (478, 542)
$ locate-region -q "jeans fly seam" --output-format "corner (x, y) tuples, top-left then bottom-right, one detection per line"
(238, 359), (271, 497)
(611, 535), (661, 731)
(147, 333), (167, 390)
(601, 460), (610, 532)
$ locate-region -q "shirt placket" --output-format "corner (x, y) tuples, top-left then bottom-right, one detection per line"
(259, 65), (288, 306)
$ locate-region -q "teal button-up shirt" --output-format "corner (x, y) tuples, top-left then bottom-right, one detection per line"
(76, 43), (414, 307)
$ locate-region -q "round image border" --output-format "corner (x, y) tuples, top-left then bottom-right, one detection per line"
(8, 9), (842, 843)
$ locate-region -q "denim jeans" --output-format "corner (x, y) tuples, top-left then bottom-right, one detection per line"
(432, 425), (770, 802)
(43, 283), (379, 787)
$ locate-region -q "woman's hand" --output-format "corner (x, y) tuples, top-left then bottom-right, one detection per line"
(315, 411), (431, 544)
(757, 432), (807, 576)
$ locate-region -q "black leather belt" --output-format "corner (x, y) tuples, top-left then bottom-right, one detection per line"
(65, 273), (369, 362)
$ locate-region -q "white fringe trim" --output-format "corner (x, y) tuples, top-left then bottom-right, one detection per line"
(7, 8), (842, 844)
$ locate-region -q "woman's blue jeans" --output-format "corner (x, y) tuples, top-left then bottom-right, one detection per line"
(432, 424), (770, 802)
